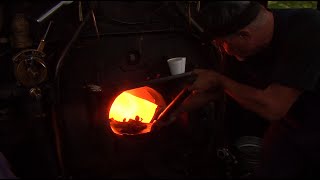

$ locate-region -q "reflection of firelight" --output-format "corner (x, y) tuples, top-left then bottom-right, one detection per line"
(109, 91), (158, 123)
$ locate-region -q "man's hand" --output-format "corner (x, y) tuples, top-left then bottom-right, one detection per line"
(189, 69), (222, 93)
(175, 69), (223, 112)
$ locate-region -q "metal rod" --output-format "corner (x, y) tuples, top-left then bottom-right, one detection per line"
(91, 9), (100, 40)
(151, 87), (192, 127)
(37, 1), (73, 23)
(79, 1), (83, 22)
(43, 21), (54, 40)
(79, 28), (185, 39)
(51, 7), (92, 178)
(122, 71), (196, 90)
(49, 2), (99, 178)
(54, 11), (91, 80)
(51, 106), (66, 177)
(156, 87), (191, 122)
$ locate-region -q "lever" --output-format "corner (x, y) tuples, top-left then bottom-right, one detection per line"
(37, 21), (53, 52)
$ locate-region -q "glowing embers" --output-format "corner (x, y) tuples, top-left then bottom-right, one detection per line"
(110, 91), (157, 123)
(108, 86), (166, 135)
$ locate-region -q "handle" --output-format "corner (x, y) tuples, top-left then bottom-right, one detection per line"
(156, 87), (191, 122)
(37, 21), (53, 52)
(123, 71), (197, 91)
(151, 87), (192, 131)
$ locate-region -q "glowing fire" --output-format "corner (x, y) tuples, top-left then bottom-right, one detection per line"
(109, 90), (158, 123)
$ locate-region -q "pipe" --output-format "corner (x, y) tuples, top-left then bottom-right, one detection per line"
(91, 9), (100, 40)
(54, 10), (91, 80)
(79, 28), (185, 39)
(51, 5), (93, 178)
(37, 1), (74, 23)
(51, 105), (66, 177)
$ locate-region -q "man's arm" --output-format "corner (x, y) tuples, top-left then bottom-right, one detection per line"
(190, 69), (302, 121)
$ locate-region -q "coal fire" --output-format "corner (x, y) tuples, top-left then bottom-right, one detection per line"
(108, 86), (166, 135)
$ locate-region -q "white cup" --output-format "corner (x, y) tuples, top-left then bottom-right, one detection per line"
(167, 57), (186, 75)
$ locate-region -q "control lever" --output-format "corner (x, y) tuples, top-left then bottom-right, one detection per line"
(38, 21), (53, 52)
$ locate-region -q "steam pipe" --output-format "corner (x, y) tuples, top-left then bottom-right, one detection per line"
(54, 11), (91, 80)
(50, 11), (91, 178)
(55, 1), (98, 80)
(51, 105), (66, 177)
(51, 3), (96, 177)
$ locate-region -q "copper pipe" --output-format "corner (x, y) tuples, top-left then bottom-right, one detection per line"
(54, 10), (91, 80)
(51, 105), (66, 177)
(79, 28), (185, 39)
(51, 4), (94, 178)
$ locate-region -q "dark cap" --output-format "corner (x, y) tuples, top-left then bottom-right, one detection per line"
(196, 1), (262, 40)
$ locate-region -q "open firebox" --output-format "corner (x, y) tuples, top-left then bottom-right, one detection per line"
(106, 72), (194, 136)
(80, 79), (223, 178)
(108, 86), (166, 135)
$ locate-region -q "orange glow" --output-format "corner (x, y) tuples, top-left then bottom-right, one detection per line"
(109, 91), (158, 123)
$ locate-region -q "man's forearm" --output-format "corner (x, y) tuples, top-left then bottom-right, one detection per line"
(190, 69), (300, 121)
(217, 74), (272, 119)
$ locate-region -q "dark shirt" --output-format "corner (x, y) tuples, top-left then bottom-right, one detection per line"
(222, 8), (320, 178)
(224, 8), (320, 128)
(271, 9), (320, 92)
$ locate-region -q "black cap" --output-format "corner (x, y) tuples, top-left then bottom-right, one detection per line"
(196, 1), (261, 40)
